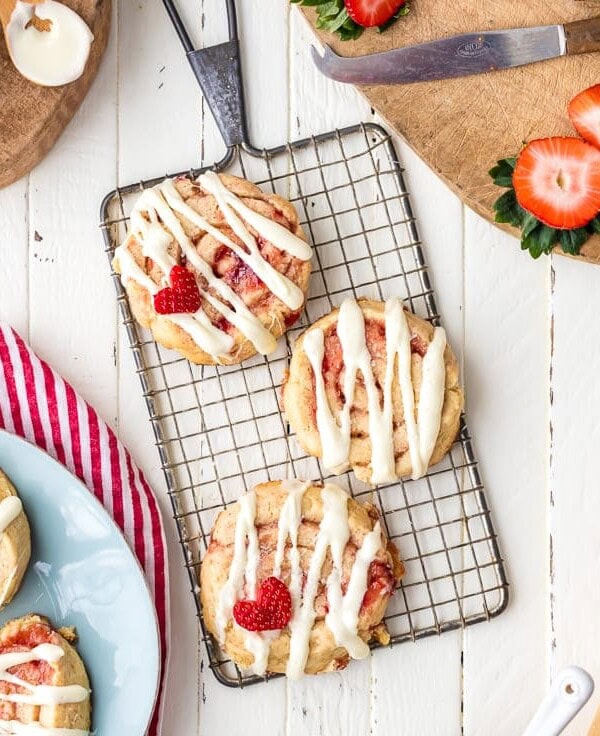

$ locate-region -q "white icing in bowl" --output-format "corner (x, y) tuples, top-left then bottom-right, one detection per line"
(6, 0), (93, 87)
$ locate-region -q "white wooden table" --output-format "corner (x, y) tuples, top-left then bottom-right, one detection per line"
(1, 2), (599, 734)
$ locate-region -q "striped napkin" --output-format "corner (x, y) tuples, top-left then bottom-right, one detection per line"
(0, 324), (169, 735)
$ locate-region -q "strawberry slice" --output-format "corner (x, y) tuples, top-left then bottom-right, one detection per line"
(569, 84), (600, 150)
(153, 265), (202, 315)
(512, 137), (600, 229)
(344, 0), (406, 28)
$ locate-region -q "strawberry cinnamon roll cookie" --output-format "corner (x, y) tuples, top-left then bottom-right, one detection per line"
(0, 614), (91, 733)
(200, 480), (403, 678)
(0, 470), (30, 608)
(113, 171), (312, 365)
(282, 298), (463, 484)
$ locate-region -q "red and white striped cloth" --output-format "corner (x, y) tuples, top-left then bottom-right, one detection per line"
(0, 324), (169, 735)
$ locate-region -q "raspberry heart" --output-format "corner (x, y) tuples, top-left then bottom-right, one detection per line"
(233, 577), (292, 632)
(153, 265), (202, 315)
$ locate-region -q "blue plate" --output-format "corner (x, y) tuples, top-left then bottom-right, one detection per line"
(0, 430), (160, 735)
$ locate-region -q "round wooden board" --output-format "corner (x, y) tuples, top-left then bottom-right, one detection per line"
(302, 1), (600, 264)
(0, 0), (111, 190)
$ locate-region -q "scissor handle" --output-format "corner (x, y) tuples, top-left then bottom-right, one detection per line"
(161, 0), (248, 148)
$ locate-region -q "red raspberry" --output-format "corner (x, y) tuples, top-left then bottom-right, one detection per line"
(233, 577), (292, 632)
(153, 265), (201, 315)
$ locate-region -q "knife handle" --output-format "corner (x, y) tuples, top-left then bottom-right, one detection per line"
(564, 16), (600, 55)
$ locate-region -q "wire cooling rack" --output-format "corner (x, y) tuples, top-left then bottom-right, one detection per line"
(100, 122), (508, 687)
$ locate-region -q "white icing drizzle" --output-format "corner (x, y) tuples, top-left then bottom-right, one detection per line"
(0, 722), (88, 735)
(114, 172), (311, 360)
(180, 172), (309, 310)
(286, 483), (349, 679)
(272, 480), (308, 610)
(303, 298), (447, 482)
(325, 522), (382, 660)
(214, 492), (270, 676)
(0, 645), (89, 707)
(0, 569), (17, 610)
(0, 497), (24, 607)
(0, 498), (22, 536)
(215, 482), (383, 679)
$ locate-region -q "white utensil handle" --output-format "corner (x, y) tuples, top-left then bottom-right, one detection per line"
(523, 667), (594, 736)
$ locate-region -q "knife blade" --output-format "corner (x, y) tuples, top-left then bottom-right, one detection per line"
(311, 17), (600, 85)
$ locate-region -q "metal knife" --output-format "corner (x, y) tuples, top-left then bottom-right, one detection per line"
(311, 17), (600, 85)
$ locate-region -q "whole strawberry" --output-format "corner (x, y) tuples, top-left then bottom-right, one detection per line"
(345, 0), (407, 28)
(291, 0), (409, 42)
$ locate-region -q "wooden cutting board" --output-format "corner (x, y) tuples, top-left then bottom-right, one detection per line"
(0, 0), (111, 190)
(302, 1), (600, 264)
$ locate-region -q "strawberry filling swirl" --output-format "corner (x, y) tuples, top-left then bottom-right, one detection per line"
(0, 623), (57, 721)
(312, 319), (428, 422)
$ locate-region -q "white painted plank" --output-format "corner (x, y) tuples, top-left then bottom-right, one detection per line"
(462, 210), (550, 735)
(195, 0), (289, 733)
(26, 0), (118, 415)
(549, 254), (600, 735)
(116, 1), (203, 733)
(118, 0), (204, 182)
(374, 637), (462, 736)
(0, 179), (29, 338)
(370, 134), (464, 736)
(287, 12), (374, 735)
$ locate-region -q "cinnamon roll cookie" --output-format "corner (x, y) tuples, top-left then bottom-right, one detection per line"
(0, 614), (91, 733)
(112, 171), (312, 365)
(282, 298), (463, 484)
(0, 470), (30, 608)
(200, 480), (403, 678)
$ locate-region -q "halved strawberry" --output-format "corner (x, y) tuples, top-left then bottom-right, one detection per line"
(569, 84), (600, 150)
(344, 0), (406, 28)
(512, 137), (600, 229)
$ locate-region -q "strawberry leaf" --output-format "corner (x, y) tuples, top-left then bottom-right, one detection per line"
(490, 156), (600, 259)
(489, 157), (517, 188)
(560, 228), (589, 255)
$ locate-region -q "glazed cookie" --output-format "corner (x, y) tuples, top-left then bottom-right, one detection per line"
(282, 298), (463, 484)
(113, 171), (312, 365)
(0, 614), (91, 733)
(200, 480), (403, 678)
(0, 470), (31, 608)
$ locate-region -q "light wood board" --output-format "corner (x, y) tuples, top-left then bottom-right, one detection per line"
(302, 1), (600, 263)
(0, 0), (111, 189)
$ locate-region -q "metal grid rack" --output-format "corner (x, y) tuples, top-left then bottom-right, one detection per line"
(100, 122), (509, 687)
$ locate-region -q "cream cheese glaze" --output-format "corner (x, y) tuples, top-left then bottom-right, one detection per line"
(0, 498), (22, 536)
(215, 481), (384, 679)
(114, 172), (311, 361)
(303, 297), (447, 482)
(0, 497), (24, 608)
(0, 644), (89, 708)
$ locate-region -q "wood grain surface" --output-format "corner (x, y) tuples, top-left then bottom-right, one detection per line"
(0, 0), (111, 190)
(301, 1), (600, 263)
